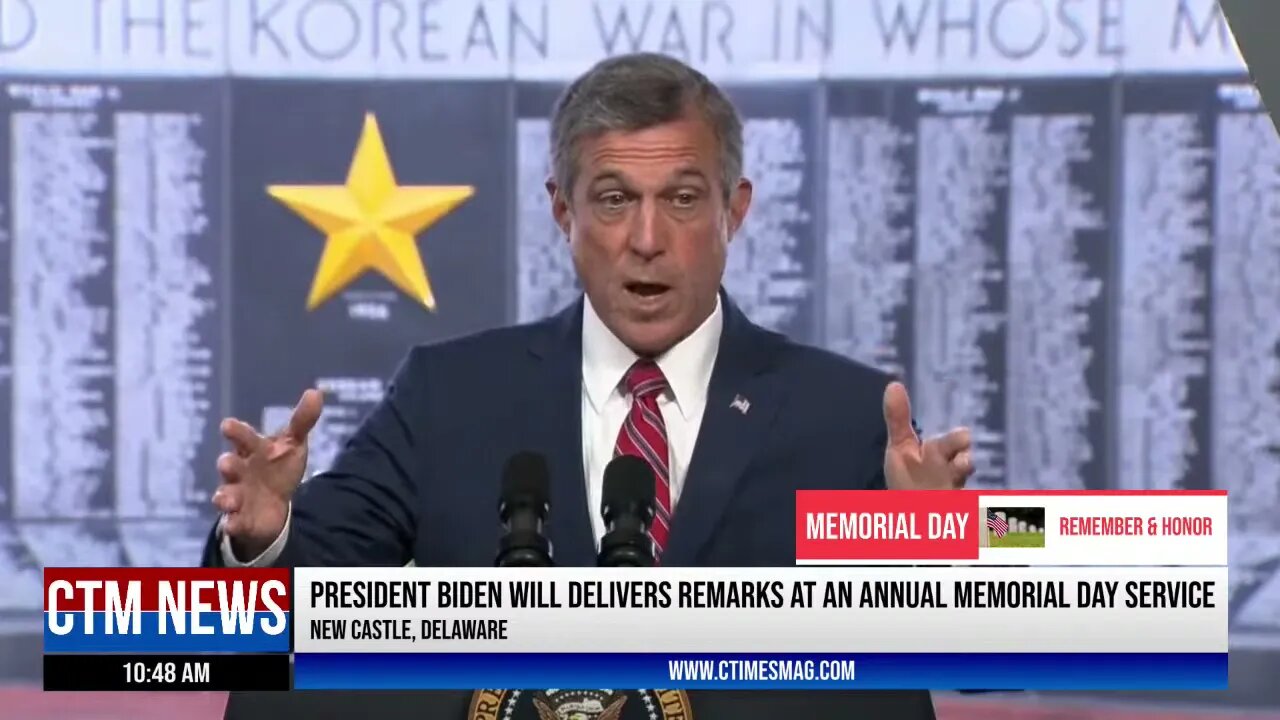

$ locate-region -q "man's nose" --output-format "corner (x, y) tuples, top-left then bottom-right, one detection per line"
(627, 198), (667, 259)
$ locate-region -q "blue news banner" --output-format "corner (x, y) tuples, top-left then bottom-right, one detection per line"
(293, 652), (1225, 691)
(42, 569), (292, 691)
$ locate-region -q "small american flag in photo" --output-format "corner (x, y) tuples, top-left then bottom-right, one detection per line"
(987, 509), (1010, 538)
(983, 506), (1044, 547)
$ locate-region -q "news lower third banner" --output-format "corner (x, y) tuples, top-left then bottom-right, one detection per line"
(289, 491), (1227, 690)
(42, 491), (1228, 691)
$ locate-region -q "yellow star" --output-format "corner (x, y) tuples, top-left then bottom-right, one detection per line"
(267, 113), (474, 310)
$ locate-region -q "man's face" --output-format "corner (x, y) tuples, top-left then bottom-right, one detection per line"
(550, 114), (752, 356)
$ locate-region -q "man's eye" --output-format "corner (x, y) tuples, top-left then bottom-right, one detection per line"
(599, 191), (627, 207)
(672, 191), (698, 208)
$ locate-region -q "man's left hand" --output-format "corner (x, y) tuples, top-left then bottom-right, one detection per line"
(882, 381), (973, 490)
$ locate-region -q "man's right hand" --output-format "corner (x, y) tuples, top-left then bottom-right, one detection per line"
(211, 389), (324, 560)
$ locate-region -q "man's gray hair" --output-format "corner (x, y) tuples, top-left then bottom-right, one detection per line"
(550, 53), (744, 200)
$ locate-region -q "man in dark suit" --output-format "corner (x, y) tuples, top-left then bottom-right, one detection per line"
(206, 52), (973, 716)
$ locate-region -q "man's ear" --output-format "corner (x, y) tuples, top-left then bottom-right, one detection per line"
(547, 178), (572, 237)
(728, 177), (753, 236)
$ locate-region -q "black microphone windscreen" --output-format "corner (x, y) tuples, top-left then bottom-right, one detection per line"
(602, 455), (655, 510)
(501, 451), (550, 504)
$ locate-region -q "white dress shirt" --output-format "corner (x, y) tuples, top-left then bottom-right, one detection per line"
(580, 294), (722, 544)
(221, 296), (724, 566)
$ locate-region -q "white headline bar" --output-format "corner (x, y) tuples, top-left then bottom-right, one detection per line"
(293, 566), (1228, 654)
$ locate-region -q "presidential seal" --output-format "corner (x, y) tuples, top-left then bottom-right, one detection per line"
(469, 689), (693, 720)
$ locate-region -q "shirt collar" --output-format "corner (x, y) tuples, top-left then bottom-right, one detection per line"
(581, 294), (723, 420)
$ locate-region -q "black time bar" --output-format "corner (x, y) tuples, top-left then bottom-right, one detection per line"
(44, 653), (291, 691)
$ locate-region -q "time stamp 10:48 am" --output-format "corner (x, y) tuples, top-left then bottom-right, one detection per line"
(122, 659), (211, 686)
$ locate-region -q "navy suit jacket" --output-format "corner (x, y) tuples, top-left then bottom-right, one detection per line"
(210, 293), (948, 719)
(203, 292), (895, 568)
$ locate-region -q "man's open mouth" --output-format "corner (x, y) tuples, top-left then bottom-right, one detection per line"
(625, 282), (670, 298)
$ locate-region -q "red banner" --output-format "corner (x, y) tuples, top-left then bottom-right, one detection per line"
(795, 490), (980, 561)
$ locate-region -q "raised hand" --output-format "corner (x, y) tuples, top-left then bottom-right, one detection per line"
(882, 381), (973, 490)
(211, 389), (323, 559)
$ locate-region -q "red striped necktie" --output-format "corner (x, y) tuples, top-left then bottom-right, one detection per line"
(614, 360), (672, 556)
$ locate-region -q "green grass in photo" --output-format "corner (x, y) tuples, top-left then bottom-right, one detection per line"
(990, 532), (1045, 548)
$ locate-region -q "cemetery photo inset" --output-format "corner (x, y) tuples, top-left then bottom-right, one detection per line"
(984, 506), (1047, 548)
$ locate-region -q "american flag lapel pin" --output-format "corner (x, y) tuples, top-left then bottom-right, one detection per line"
(730, 394), (750, 414)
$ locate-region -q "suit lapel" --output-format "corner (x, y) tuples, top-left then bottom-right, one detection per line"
(662, 296), (786, 565)
(527, 300), (598, 567)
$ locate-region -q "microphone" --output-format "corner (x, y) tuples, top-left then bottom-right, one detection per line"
(495, 451), (553, 567)
(597, 455), (657, 567)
